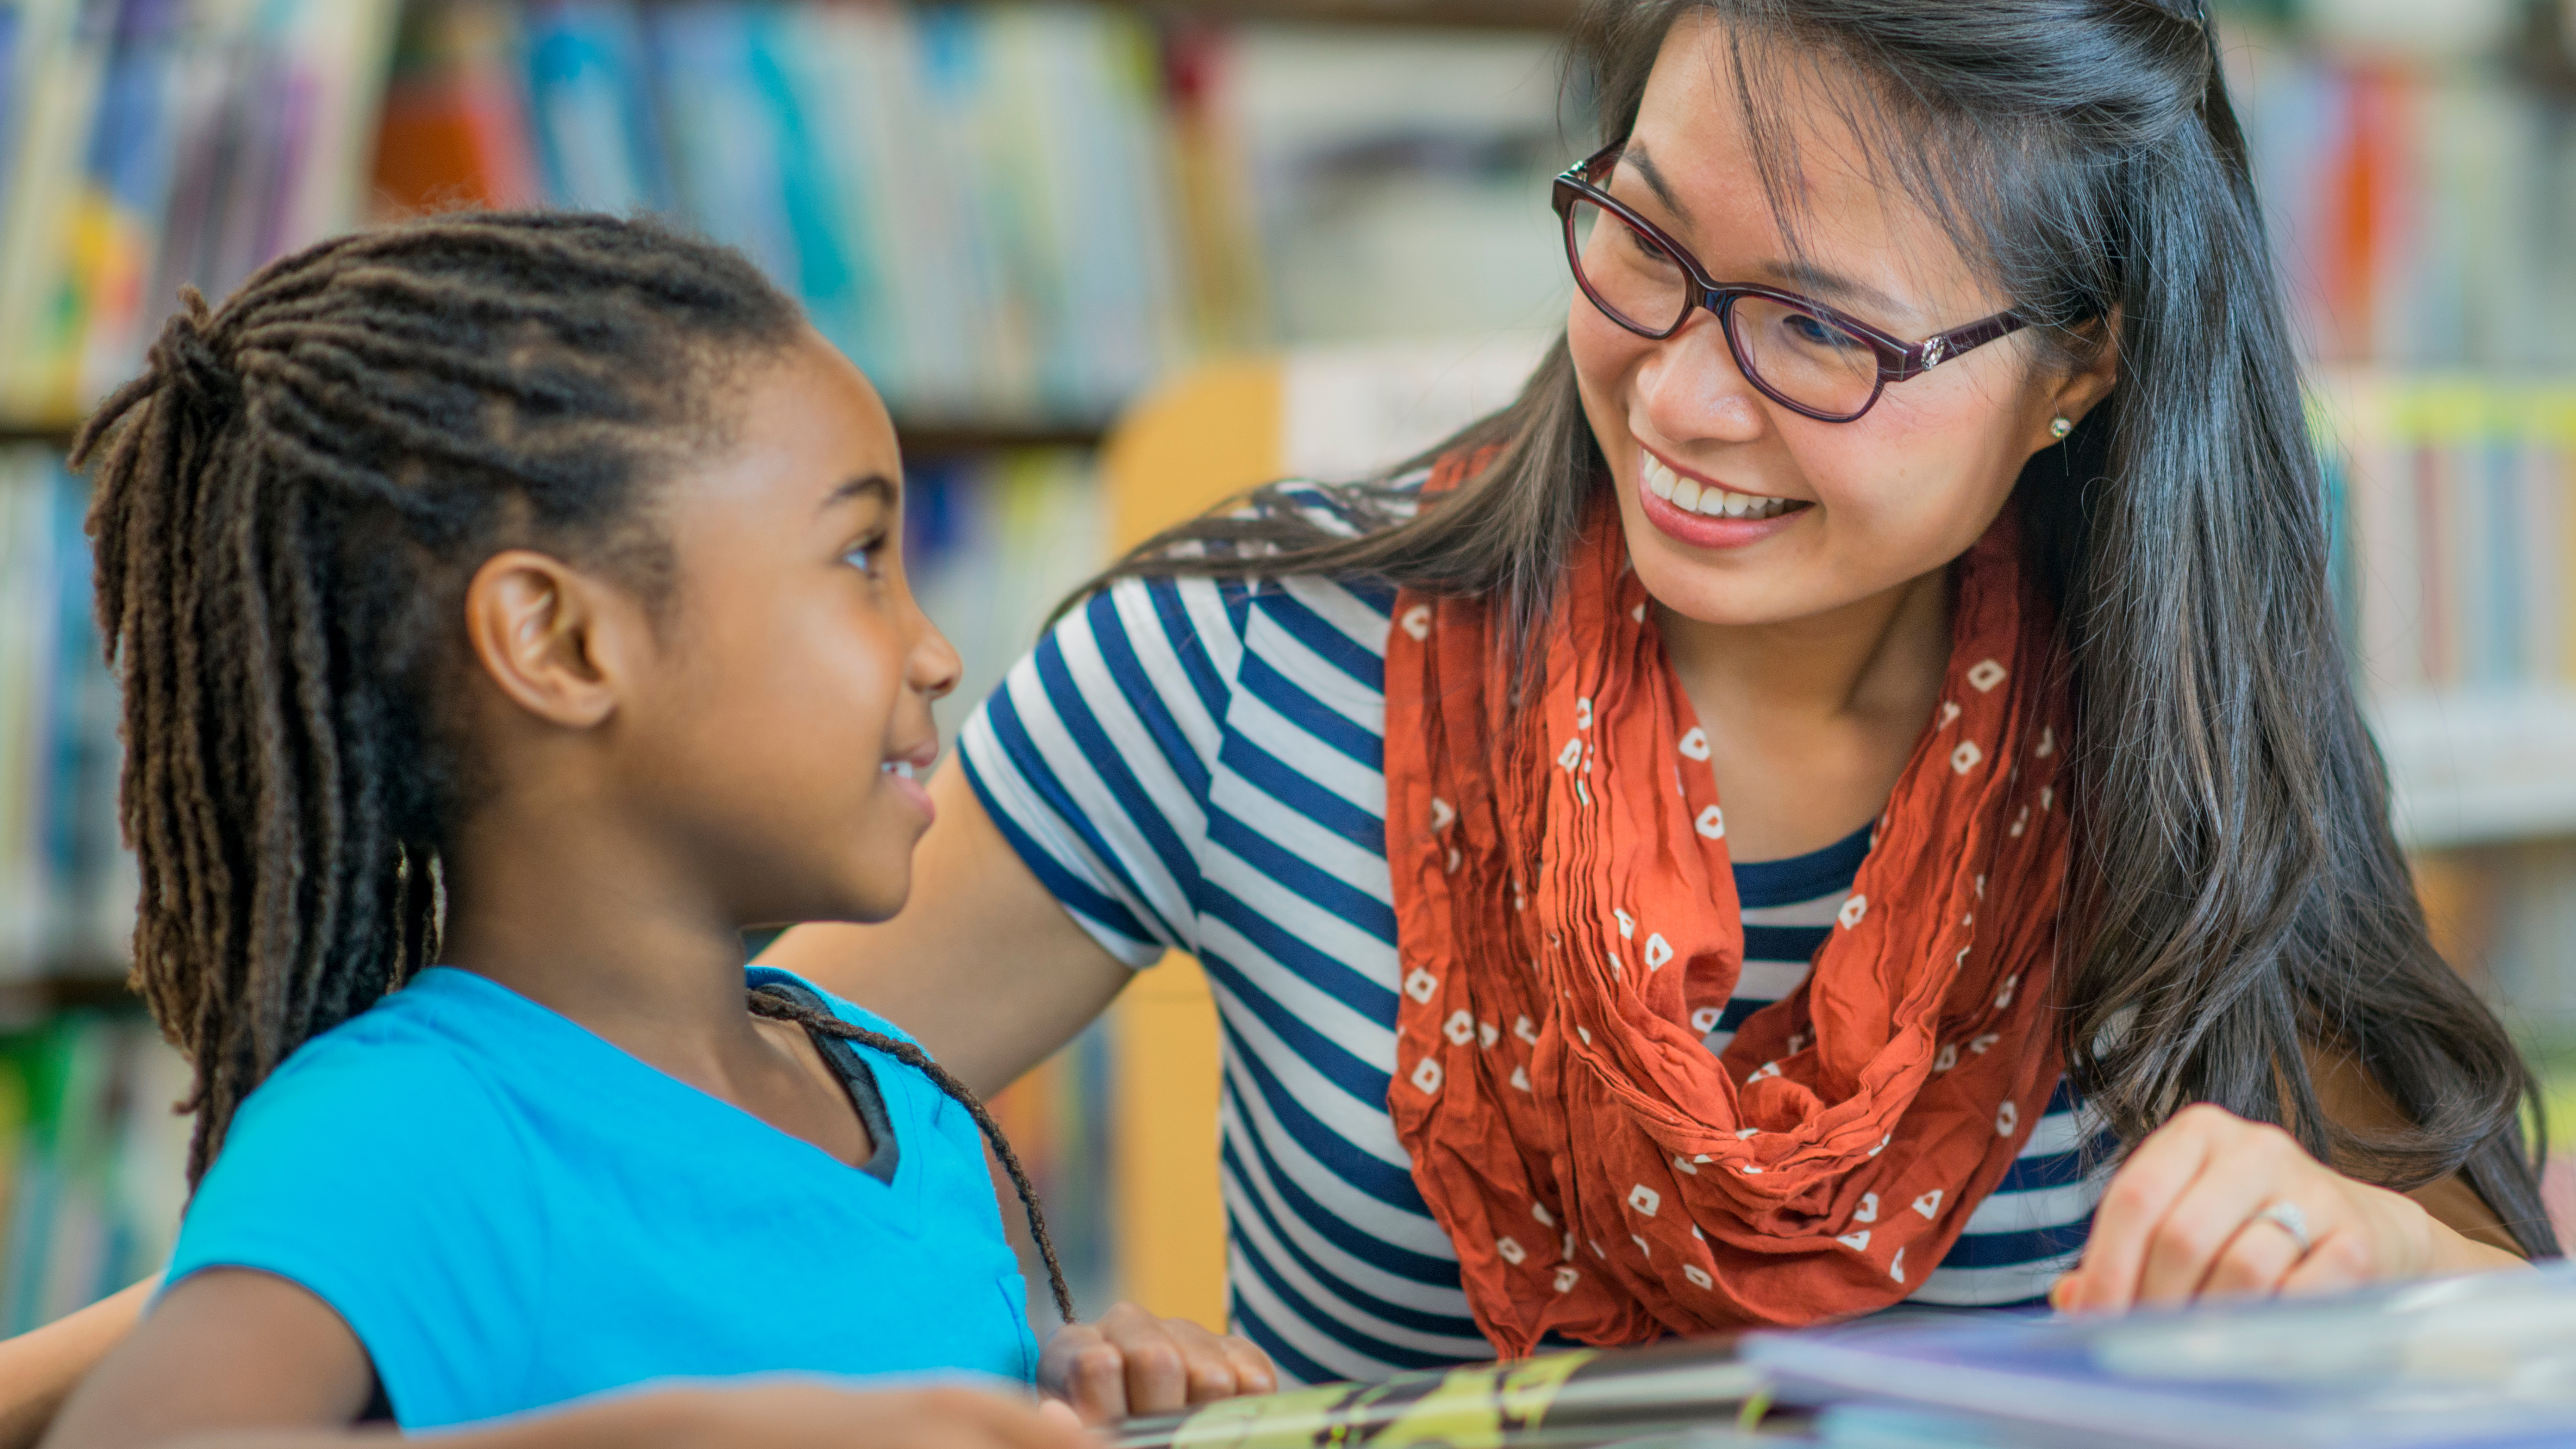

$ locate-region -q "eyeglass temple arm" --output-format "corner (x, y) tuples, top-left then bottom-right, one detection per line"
(1884, 313), (2028, 381)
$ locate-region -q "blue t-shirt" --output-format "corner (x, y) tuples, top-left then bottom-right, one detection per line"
(164, 965), (1039, 1429)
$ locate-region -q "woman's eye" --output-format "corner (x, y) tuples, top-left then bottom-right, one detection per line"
(1620, 224), (1677, 270)
(844, 537), (887, 577)
(1783, 311), (1865, 352)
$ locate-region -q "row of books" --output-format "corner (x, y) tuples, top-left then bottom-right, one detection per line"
(401, 0), (1213, 424)
(0, 448), (125, 980)
(0, 0), (1228, 431)
(0, 0), (401, 427)
(0, 1010), (188, 1337)
(2319, 374), (2575, 695)
(2234, 39), (2576, 370)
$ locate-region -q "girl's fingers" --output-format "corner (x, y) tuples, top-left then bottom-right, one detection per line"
(1098, 1308), (1190, 1417)
(2063, 1106), (2224, 1313)
(1053, 1332), (1129, 1424)
(1161, 1319), (1240, 1402)
(1219, 1335), (1278, 1398)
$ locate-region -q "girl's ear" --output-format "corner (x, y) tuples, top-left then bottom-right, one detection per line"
(461, 550), (639, 729)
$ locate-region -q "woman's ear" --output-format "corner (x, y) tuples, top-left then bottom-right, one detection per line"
(461, 550), (642, 730)
(2034, 313), (2121, 454)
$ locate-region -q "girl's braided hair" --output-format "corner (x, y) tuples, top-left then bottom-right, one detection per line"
(75, 212), (1073, 1318)
(750, 987), (1074, 1322)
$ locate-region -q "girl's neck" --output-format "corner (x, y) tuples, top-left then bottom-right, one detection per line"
(1656, 565), (1952, 861)
(435, 801), (769, 1080)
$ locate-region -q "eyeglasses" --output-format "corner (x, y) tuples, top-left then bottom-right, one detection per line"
(1552, 144), (2028, 423)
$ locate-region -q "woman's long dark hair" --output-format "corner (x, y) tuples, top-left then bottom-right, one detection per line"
(1088, 0), (2559, 1253)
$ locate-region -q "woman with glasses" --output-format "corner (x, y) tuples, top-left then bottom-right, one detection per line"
(0, 0), (2555, 1426)
(816, 0), (2550, 1377)
(778, 0), (2542, 1378)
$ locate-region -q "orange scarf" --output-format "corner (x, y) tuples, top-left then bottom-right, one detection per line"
(1384, 456), (2070, 1351)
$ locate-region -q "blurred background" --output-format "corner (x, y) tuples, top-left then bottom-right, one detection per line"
(0, 0), (2573, 1339)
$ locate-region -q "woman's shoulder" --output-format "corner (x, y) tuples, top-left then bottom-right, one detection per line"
(1233, 471), (1427, 545)
(1074, 470), (1428, 646)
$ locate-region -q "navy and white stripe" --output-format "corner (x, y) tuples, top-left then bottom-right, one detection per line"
(960, 483), (2115, 1383)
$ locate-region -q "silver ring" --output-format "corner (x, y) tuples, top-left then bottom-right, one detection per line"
(2254, 1200), (2314, 1256)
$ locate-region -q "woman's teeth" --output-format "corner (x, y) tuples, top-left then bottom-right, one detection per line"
(1641, 454), (1799, 521)
(881, 761), (918, 781)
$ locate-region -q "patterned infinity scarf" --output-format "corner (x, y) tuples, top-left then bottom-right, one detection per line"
(1383, 454), (2071, 1352)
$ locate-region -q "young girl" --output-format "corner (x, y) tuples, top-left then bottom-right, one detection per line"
(36, 212), (1272, 1447)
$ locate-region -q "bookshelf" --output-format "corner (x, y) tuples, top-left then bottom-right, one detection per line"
(3, 0), (2575, 1345)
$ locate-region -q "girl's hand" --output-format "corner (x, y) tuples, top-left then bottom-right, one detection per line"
(1039, 1303), (1278, 1425)
(2050, 1103), (2526, 1315)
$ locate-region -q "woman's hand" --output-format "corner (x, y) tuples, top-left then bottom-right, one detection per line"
(2050, 1103), (2528, 1315)
(1038, 1303), (1277, 1425)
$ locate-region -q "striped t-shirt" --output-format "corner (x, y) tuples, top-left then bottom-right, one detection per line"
(959, 484), (2114, 1384)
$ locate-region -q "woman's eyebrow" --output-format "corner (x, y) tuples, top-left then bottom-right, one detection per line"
(1623, 140), (1695, 226)
(1625, 140), (1909, 321)
(1758, 259), (1908, 320)
(818, 473), (896, 515)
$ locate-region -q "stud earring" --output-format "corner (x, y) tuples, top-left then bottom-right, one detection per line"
(2049, 416), (2074, 439)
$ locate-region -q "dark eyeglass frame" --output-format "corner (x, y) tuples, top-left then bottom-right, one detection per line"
(1551, 143), (2029, 423)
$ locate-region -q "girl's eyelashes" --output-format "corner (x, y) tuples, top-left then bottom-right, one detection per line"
(842, 532), (890, 579)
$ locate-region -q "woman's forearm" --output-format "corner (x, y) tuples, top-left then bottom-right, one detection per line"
(760, 765), (1133, 1097)
(0, 1278), (155, 1449)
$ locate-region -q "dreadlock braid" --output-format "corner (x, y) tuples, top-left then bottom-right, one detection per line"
(747, 987), (1078, 1325)
(72, 211), (805, 1186)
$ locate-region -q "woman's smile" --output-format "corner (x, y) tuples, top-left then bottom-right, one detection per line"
(1635, 444), (1811, 549)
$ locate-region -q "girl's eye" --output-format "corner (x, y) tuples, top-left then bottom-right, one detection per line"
(844, 536), (887, 578)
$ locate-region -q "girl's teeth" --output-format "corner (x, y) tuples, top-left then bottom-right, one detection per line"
(1671, 476), (1702, 511)
(883, 761), (917, 781)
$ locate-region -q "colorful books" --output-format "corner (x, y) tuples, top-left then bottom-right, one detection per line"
(0, 0), (401, 425)
(0, 1010), (189, 1336)
(0, 447), (125, 978)
(2312, 373), (2575, 697)
(370, 0), (1199, 427)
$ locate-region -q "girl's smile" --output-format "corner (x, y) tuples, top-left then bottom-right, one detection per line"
(879, 748), (938, 823)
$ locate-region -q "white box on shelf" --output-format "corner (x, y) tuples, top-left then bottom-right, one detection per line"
(2373, 689), (2576, 849)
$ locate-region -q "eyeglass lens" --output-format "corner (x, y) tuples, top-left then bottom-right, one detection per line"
(1565, 194), (1882, 419)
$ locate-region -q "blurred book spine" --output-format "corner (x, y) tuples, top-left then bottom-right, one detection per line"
(2233, 38), (2576, 372)
(375, 0), (1207, 429)
(0, 0), (1237, 434)
(0, 1009), (189, 1335)
(0, 0), (402, 426)
(2315, 374), (2574, 696)
(0, 447), (130, 979)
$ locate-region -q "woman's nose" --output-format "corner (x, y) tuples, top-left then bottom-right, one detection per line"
(1634, 310), (1770, 446)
